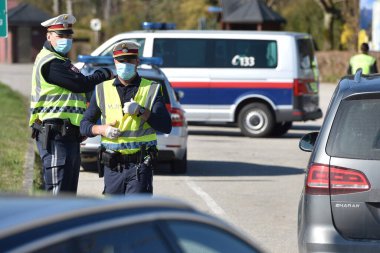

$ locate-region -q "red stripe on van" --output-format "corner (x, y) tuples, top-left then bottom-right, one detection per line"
(171, 81), (293, 89)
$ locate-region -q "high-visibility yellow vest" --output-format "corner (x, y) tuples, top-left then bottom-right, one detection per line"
(96, 78), (160, 154)
(29, 48), (86, 126)
(350, 54), (376, 75)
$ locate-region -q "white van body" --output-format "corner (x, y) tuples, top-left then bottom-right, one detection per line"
(85, 30), (322, 137)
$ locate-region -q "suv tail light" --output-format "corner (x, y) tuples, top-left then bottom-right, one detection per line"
(305, 163), (370, 195)
(293, 79), (314, 96)
(166, 104), (184, 127)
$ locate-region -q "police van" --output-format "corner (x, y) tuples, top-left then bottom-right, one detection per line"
(83, 26), (322, 137)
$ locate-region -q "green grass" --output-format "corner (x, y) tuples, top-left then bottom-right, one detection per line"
(33, 150), (44, 193)
(0, 83), (30, 192)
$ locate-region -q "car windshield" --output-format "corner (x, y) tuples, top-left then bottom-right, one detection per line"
(326, 95), (380, 160)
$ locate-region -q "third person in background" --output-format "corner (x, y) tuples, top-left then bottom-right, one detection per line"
(348, 42), (378, 75)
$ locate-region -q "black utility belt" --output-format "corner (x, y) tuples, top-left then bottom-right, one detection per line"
(102, 150), (142, 167)
(31, 118), (81, 149)
(43, 119), (79, 136)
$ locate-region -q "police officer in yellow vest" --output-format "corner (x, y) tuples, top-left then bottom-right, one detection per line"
(30, 14), (114, 195)
(348, 43), (378, 75)
(80, 41), (172, 195)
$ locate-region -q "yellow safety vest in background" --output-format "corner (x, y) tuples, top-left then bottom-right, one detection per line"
(29, 48), (87, 126)
(350, 54), (376, 75)
(96, 78), (160, 154)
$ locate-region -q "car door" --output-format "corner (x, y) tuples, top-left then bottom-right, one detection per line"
(326, 93), (380, 240)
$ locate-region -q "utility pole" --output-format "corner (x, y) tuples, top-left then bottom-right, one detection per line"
(104, 0), (111, 21)
(53, 0), (60, 15)
(66, 0), (73, 15)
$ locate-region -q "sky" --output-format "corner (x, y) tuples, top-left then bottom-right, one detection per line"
(360, 0), (376, 9)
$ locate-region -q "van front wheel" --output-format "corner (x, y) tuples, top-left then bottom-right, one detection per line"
(238, 103), (274, 137)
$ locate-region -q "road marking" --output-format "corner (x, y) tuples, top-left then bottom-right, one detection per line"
(185, 177), (228, 219)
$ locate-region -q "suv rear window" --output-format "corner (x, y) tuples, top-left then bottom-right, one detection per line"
(326, 96), (380, 159)
(153, 38), (277, 68)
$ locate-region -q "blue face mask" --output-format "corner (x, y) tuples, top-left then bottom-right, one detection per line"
(53, 38), (72, 54)
(115, 62), (136, 80)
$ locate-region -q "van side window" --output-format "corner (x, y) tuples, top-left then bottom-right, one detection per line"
(153, 38), (277, 68)
(213, 39), (277, 68)
(153, 39), (209, 67)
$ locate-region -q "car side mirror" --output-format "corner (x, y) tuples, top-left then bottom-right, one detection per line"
(299, 132), (319, 152)
(175, 90), (185, 101)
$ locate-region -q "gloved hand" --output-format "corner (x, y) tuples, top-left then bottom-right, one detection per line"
(123, 98), (140, 115)
(96, 67), (114, 80)
(105, 126), (120, 139)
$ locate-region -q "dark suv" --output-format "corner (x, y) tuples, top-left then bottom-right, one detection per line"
(298, 70), (380, 253)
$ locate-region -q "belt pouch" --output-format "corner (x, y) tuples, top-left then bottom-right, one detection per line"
(102, 151), (119, 169)
(41, 124), (51, 150)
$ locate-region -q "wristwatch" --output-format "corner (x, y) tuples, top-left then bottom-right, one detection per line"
(137, 107), (146, 117)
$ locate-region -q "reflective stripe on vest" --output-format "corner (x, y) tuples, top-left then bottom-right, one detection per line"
(29, 48), (86, 126)
(96, 78), (160, 154)
(350, 54), (376, 75)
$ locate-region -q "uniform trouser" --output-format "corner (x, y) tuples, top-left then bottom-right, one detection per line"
(36, 136), (80, 195)
(103, 162), (153, 195)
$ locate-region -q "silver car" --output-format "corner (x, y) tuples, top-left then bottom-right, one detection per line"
(77, 56), (188, 174)
(298, 70), (380, 252)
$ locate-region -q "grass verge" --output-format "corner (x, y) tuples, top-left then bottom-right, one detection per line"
(0, 82), (30, 192)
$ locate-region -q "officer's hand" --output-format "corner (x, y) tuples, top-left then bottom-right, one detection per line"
(105, 126), (120, 139)
(96, 68), (114, 80)
(123, 98), (140, 115)
(92, 121), (120, 139)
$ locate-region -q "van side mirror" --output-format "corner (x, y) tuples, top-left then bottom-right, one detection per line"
(299, 132), (319, 152)
(175, 90), (185, 101)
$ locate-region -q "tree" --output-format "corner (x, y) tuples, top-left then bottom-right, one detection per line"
(279, 0), (324, 50)
(339, 0), (359, 51)
(313, 0), (344, 50)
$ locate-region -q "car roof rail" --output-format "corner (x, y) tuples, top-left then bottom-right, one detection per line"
(354, 68), (362, 83)
(77, 55), (163, 68)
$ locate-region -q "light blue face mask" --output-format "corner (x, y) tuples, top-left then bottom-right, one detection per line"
(115, 62), (136, 80)
(53, 38), (73, 54)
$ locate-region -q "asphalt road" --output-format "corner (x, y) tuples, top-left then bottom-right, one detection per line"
(0, 63), (336, 253)
(77, 83), (335, 253)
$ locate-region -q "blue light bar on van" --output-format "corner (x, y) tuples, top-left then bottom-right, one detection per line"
(207, 6), (222, 13)
(77, 55), (163, 67)
(77, 55), (114, 64)
(142, 22), (176, 30)
(139, 57), (163, 66)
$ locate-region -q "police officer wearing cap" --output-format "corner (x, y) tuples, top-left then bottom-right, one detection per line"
(80, 41), (172, 195)
(348, 42), (378, 75)
(29, 14), (114, 195)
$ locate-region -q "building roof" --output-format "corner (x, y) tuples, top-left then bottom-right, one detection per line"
(220, 0), (286, 24)
(8, 3), (52, 25)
